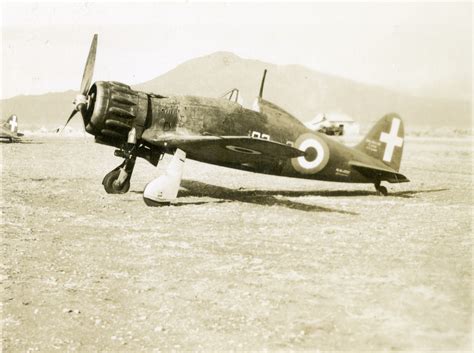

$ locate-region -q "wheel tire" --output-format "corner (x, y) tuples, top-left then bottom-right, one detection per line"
(143, 196), (171, 207)
(102, 169), (130, 194)
(378, 185), (388, 196)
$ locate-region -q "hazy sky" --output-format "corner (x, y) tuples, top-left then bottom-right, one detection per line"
(1, 1), (472, 100)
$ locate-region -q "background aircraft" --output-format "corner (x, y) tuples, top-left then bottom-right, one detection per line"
(65, 35), (409, 205)
(0, 115), (24, 143)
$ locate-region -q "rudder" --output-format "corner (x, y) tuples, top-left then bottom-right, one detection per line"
(355, 113), (405, 171)
(5, 115), (19, 134)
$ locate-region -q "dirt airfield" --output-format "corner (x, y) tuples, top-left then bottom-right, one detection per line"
(1, 135), (472, 352)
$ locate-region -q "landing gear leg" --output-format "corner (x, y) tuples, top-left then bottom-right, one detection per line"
(374, 180), (388, 196)
(143, 149), (186, 206)
(102, 155), (136, 194)
(102, 128), (138, 194)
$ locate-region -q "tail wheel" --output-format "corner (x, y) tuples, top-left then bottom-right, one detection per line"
(375, 185), (388, 196)
(102, 169), (130, 194)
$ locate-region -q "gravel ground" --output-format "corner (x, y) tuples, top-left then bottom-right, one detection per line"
(1, 135), (472, 352)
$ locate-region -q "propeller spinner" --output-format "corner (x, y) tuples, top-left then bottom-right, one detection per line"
(64, 34), (98, 129)
(62, 34), (147, 144)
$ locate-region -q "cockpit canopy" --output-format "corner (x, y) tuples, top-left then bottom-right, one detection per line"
(220, 88), (243, 106)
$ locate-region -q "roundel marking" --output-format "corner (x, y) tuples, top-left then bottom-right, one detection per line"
(225, 145), (262, 155)
(291, 133), (330, 174)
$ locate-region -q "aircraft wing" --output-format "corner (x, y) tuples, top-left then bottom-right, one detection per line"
(0, 126), (21, 142)
(142, 132), (305, 169)
(0, 127), (13, 137)
(350, 161), (409, 183)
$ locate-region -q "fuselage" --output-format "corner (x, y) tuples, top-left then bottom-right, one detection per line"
(84, 81), (385, 184)
(1, 115), (22, 143)
(71, 36), (406, 200)
(143, 95), (380, 184)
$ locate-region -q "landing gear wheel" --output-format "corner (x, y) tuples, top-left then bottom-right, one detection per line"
(374, 185), (388, 196)
(374, 180), (388, 196)
(143, 196), (171, 207)
(378, 186), (388, 196)
(102, 169), (130, 194)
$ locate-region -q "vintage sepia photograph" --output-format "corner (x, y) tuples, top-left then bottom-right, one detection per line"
(1, 1), (472, 351)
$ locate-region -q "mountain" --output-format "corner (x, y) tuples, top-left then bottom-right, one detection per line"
(1, 52), (471, 130)
(1, 90), (78, 130)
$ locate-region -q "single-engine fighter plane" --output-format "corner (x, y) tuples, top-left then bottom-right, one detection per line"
(65, 35), (409, 206)
(1, 115), (24, 143)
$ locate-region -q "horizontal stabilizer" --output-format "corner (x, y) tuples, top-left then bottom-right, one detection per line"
(350, 161), (409, 183)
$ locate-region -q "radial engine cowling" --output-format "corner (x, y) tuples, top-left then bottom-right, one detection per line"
(85, 81), (149, 141)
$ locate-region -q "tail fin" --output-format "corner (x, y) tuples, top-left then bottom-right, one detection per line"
(5, 115), (19, 134)
(355, 113), (405, 171)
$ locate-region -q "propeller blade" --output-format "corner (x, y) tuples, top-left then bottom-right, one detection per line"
(79, 34), (98, 96)
(61, 109), (79, 133)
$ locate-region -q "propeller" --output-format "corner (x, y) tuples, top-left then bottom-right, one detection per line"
(63, 34), (98, 131)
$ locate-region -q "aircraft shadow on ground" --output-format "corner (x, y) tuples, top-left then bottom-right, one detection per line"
(388, 188), (449, 198)
(179, 180), (448, 199)
(132, 180), (448, 212)
(0, 140), (43, 145)
(176, 180), (358, 214)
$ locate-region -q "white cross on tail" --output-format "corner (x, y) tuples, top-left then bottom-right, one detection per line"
(9, 116), (18, 132)
(379, 118), (403, 162)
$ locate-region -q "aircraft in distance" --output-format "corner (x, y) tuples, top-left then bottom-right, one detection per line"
(0, 115), (24, 143)
(65, 35), (409, 205)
